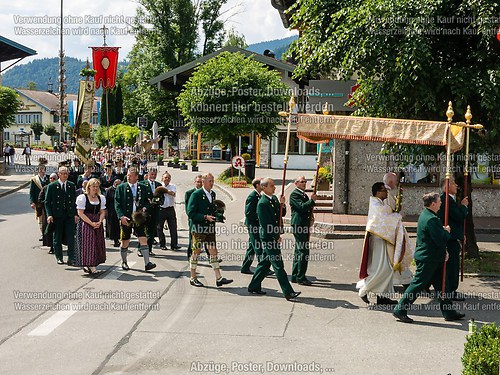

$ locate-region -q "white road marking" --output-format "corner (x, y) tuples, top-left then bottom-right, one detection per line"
(102, 261), (137, 280)
(28, 309), (77, 336)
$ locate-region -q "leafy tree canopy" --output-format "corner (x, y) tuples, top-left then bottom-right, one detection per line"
(287, 0), (500, 154)
(0, 87), (21, 131)
(177, 52), (289, 147)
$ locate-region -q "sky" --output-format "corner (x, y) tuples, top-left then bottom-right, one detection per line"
(1, 0), (297, 67)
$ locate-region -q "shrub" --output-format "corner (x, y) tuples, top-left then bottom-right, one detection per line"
(317, 165), (333, 183)
(242, 153), (251, 161)
(191, 160), (198, 167)
(173, 156), (179, 164)
(181, 161), (186, 166)
(462, 322), (500, 375)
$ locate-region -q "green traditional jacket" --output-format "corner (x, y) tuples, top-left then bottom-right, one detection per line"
(414, 207), (451, 263)
(29, 174), (48, 204)
(187, 188), (217, 233)
(289, 188), (315, 227)
(245, 190), (260, 227)
(185, 188), (196, 215)
(257, 194), (286, 242)
(44, 180), (77, 218)
(437, 193), (468, 241)
(139, 179), (162, 221)
(114, 181), (150, 219)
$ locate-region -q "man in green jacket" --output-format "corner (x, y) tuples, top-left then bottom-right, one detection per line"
(240, 178), (263, 274)
(248, 177), (301, 301)
(30, 164), (48, 241)
(44, 166), (78, 265)
(393, 192), (465, 323)
(114, 168), (156, 272)
(438, 179), (468, 301)
(185, 174), (203, 260)
(187, 173), (232, 288)
(138, 168), (161, 257)
(290, 176), (317, 285)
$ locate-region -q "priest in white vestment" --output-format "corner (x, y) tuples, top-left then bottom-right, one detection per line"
(357, 182), (410, 305)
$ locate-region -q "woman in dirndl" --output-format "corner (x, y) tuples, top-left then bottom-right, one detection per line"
(75, 178), (107, 275)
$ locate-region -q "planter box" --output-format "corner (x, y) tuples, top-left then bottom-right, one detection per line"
(180, 165), (188, 170)
(167, 162), (174, 167)
(191, 166), (199, 172)
(157, 160), (164, 166)
(173, 163), (180, 169)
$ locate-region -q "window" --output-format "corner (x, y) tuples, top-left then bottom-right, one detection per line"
(35, 134), (41, 141)
(276, 131), (299, 154)
(4, 132), (10, 141)
(304, 141), (318, 155)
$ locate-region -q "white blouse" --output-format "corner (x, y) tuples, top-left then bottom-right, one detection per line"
(76, 194), (106, 210)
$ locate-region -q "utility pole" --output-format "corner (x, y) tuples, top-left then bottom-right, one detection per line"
(58, 0), (66, 145)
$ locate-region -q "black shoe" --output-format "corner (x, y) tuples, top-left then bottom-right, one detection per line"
(39, 236), (43, 241)
(160, 246), (168, 250)
(285, 291), (301, 301)
(137, 250), (143, 257)
(171, 246), (182, 250)
(66, 260), (76, 267)
(149, 251), (156, 257)
(145, 262), (156, 271)
(48, 248), (55, 254)
(218, 258), (223, 264)
(377, 296), (398, 305)
(445, 312), (465, 321)
(291, 278), (297, 283)
(57, 259), (64, 265)
(267, 270), (275, 277)
(241, 269), (253, 275)
(248, 289), (266, 295)
(113, 241), (120, 247)
(216, 277), (233, 287)
(190, 278), (204, 287)
(393, 312), (414, 323)
(451, 292), (465, 301)
(121, 262), (130, 271)
(153, 239), (158, 245)
(298, 279), (313, 286)
(360, 295), (370, 304)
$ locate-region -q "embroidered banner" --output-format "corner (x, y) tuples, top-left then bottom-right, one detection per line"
(296, 113), (465, 152)
(91, 46), (120, 89)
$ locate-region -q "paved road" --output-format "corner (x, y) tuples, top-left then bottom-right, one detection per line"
(0, 164), (498, 375)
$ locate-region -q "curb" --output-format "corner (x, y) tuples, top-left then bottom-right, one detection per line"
(0, 181), (30, 198)
(213, 183), (236, 202)
(464, 273), (500, 278)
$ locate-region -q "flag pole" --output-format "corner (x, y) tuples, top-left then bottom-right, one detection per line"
(442, 101), (454, 300)
(278, 96), (296, 229)
(461, 106), (472, 282)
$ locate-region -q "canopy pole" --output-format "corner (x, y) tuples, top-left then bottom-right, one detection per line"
(461, 106), (472, 282)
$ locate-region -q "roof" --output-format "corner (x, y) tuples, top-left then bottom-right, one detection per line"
(0, 35), (36, 63)
(149, 46), (297, 90)
(270, 0), (298, 29)
(15, 89), (100, 113)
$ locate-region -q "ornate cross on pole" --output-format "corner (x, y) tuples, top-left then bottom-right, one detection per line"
(101, 25), (108, 46)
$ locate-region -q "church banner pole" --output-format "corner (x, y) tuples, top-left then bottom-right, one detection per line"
(442, 101), (455, 300)
(461, 106), (472, 282)
(278, 96), (296, 229)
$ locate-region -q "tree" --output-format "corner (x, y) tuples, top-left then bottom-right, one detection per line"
(100, 83), (124, 126)
(177, 52), (289, 152)
(223, 27), (247, 48)
(287, 0), (500, 258)
(43, 124), (57, 146)
(31, 122), (44, 144)
(105, 124), (141, 147)
(0, 87), (21, 154)
(121, 0), (231, 136)
(26, 81), (37, 90)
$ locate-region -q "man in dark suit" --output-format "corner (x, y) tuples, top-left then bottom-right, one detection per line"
(248, 177), (301, 301)
(29, 164), (49, 241)
(44, 166), (78, 265)
(139, 168), (161, 256)
(185, 174), (203, 260)
(290, 176), (317, 285)
(240, 178), (263, 274)
(187, 173), (232, 288)
(438, 179), (468, 301)
(114, 168), (156, 271)
(393, 192), (465, 323)
(100, 163), (116, 192)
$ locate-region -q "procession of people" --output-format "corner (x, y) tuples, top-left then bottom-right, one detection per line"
(25, 147), (469, 316)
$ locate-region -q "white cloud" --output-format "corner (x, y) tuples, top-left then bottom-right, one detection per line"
(1, 0), (296, 67)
